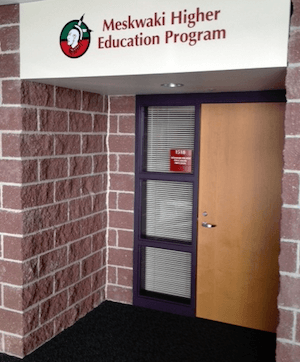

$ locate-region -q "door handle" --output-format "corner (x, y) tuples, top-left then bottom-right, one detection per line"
(202, 222), (216, 228)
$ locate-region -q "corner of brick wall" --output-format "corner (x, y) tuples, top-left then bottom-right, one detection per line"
(0, 7), (109, 354)
(106, 96), (135, 305)
(0, 4), (25, 358)
(276, 1), (300, 360)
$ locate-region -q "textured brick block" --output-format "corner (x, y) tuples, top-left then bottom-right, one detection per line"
(109, 115), (118, 133)
(296, 313), (300, 343)
(110, 173), (134, 192)
(281, 207), (300, 240)
(69, 112), (92, 132)
(69, 277), (92, 305)
(282, 173), (299, 205)
(277, 308), (294, 340)
(284, 138), (300, 170)
(41, 291), (68, 323)
(23, 203), (68, 234)
(0, 107), (22, 130)
(118, 193), (134, 211)
(40, 158), (68, 180)
(0, 53), (19, 78)
(55, 263), (80, 292)
(119, 115), (135, 133)
(291, 0), (300, 26)
(40, 109), (68, 132)
(92, 231), (106, 252)
(22, 160), (38, 183)
(2, 80), (21, 104)
(3, 285), (22, 311)
(57, 180), (80, 204)
(21, 81), (54, 107)
(55, 134), (80, 155)
(4, 335), (23, 358)
(107, 285), (132, 304)
(0, 308), (22, 334)
(278, 275), (300, 309)
(82, 135), (103, 153)
(82, 91), (104, 112)
(55, 221), (81, 246)
(108, 229), (117, 246)
(54, 307), (80, 335)
(94, 114), (107, 132)
(82, 251), (102, 278)
(23, 276), (53, 309)
(110, 96), (135, 114)
(286, 67), (300, 99)
(56, 87), (81, 110)
(80, 214), (103, 238)
(118, 267), (133, 287)
(288, 30), (300, 64)
(23, 306), (39, 334)
(276, 341), (300, 362)
(3, 133), (54, 157)
(82, 175), (102, 194)
(70, 156), (92, 176)
(285, 103), (300, 136)
(39, 247), (67, 277)
(109, 211), (133, 230)
(109, 135), (135, 153)
(23, 321), (54, 356)
(119, 154), (134, 173)
(91, 268), (106, 289)
(0, 160), (22, 183)
(55, 178), (81, 201)
(118, 230), (133, 248)
(0, 4), (19, 25)
(69, 196), (92, 220)
(20, 230), (54, 260)
(2, 185), (22, 209)
(108, 248), (133, 268)
(94, 155), (107, 173)
(109, 192), (117, 209)
(0, 210), (22, 234)
(108, 266), (117, 283)
(3, 235), (22, 260)
(0, 26), (19, 51)
(22, 108), (38, 131)
(279, 242), (298, 273)
(69, 237), (92, 263)
(23, 257), (38, 284)
(109, 154), (117, 172)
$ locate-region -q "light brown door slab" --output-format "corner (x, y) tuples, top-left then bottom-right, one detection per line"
(196, 103), (285, 332)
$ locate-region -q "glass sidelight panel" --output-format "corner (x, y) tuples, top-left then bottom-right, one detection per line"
(145, 106), (195, 173)
(141, 180), (193, 243)
(141, 246), (192, 300)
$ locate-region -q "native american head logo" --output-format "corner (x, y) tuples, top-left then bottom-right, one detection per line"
(60, 15), (92, 58)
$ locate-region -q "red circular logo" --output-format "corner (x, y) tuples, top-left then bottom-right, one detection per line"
(60, 15), (91, 58)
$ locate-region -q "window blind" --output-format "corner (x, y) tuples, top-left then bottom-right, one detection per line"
(142, 247), (192, 299)
(146, 106), (195, 173)
(142, 180), (193, 243)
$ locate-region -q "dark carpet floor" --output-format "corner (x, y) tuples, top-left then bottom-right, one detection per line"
(0, 301), (276, 362)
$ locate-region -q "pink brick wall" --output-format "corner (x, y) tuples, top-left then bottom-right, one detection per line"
(276, 1), (300, 361)
(0, 5), (107, 357)
(106, 96), (135, 305)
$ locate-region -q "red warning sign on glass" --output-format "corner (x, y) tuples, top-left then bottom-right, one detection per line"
(170, 149), (192, 173)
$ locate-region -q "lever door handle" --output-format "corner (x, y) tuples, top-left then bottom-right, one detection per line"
(202, 222), (216, 228)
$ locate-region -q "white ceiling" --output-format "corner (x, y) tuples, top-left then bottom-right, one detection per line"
(28, 67), (286, 96)
(1, 0), (286, 95)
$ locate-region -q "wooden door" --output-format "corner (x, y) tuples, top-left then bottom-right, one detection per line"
(196, 103), (285, 332)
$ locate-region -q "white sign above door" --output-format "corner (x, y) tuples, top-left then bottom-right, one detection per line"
(20, 0), (291, 80)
